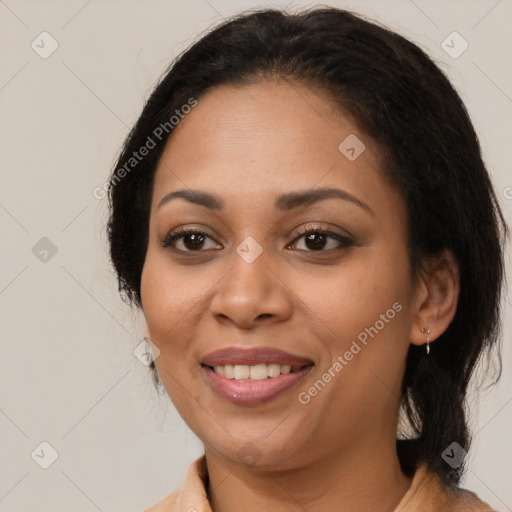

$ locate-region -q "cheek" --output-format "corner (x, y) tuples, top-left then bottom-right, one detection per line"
(140, 247), (222, 381)
(292, 247), (411, 407)
(292, 248), (410, 343)
(140, 252), (204, 408)
(141, 249), (196, 335)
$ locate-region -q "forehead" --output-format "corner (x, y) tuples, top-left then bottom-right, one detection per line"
(152, 80), (396, 215)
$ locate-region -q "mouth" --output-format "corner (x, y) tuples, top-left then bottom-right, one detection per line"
(200, 347), (314, 406)
(203, 362), (309, 380)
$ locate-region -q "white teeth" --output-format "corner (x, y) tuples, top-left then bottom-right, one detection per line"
(249, 364), (268, 380)
(223, 365), (234, 379)
(280, 365), (291, 375)
(212, 363), (299, 380)
(267, 363), (281, 377)
(234, 365), (250, 380)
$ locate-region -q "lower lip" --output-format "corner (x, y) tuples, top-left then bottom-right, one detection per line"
(202, 365), (313, 406)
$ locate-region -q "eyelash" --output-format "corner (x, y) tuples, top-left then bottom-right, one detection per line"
(161, 225), (354, 254)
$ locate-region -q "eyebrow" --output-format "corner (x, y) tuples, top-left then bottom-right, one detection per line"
(156, 187), (374, 216)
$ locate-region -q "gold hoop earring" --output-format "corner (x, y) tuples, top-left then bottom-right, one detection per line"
(421, 327), (431, 354)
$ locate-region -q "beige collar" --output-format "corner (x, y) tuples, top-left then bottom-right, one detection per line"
(144, 455), (496, 512)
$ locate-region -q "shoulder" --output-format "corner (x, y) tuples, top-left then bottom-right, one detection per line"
(448, 488), (498, 511)
(142, 455), (210, 512)
(395, 463), (497, 512)
(142, 456), (497, 512)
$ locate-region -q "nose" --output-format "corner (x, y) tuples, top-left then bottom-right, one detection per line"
(209, 246), (293, 329)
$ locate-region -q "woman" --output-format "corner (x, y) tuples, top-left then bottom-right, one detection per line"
(106, 7), (506, 511)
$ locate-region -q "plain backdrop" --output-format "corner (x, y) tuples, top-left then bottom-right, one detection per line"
(1, 0), (511, 511)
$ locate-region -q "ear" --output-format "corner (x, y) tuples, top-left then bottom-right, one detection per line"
(409, 249), (460, 348)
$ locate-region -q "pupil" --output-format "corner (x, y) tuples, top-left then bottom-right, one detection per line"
(185, 233), (204, 250)
(306, 233), (326, 250)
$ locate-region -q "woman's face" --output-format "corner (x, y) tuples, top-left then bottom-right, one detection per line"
(141, 79), (421, 469)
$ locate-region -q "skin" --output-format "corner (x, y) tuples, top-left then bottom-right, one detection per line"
(140, 79), (459, 512)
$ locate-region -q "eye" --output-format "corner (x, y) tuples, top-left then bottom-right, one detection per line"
(161, 224), (354, 254)
(288, 225), (354, 252)
(161, 227), (221, 252)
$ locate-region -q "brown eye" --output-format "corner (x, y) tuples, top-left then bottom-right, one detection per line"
(162, 227), (221, 252)
(289, 227), (353, 252)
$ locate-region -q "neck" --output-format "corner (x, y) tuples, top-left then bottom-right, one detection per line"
(206, 434), (413, 512)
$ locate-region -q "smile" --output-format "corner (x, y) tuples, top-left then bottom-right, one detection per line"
(200, 346), (314, 406)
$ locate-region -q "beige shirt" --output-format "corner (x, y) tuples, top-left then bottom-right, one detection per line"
(144, 455), (497, 512)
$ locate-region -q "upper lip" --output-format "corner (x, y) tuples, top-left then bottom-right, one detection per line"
(201, 347), (314, 370)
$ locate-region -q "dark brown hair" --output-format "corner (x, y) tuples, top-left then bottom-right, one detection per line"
(107, 7), (507, 486)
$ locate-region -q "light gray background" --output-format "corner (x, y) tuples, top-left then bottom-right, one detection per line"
(1, 1), (511, 511)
